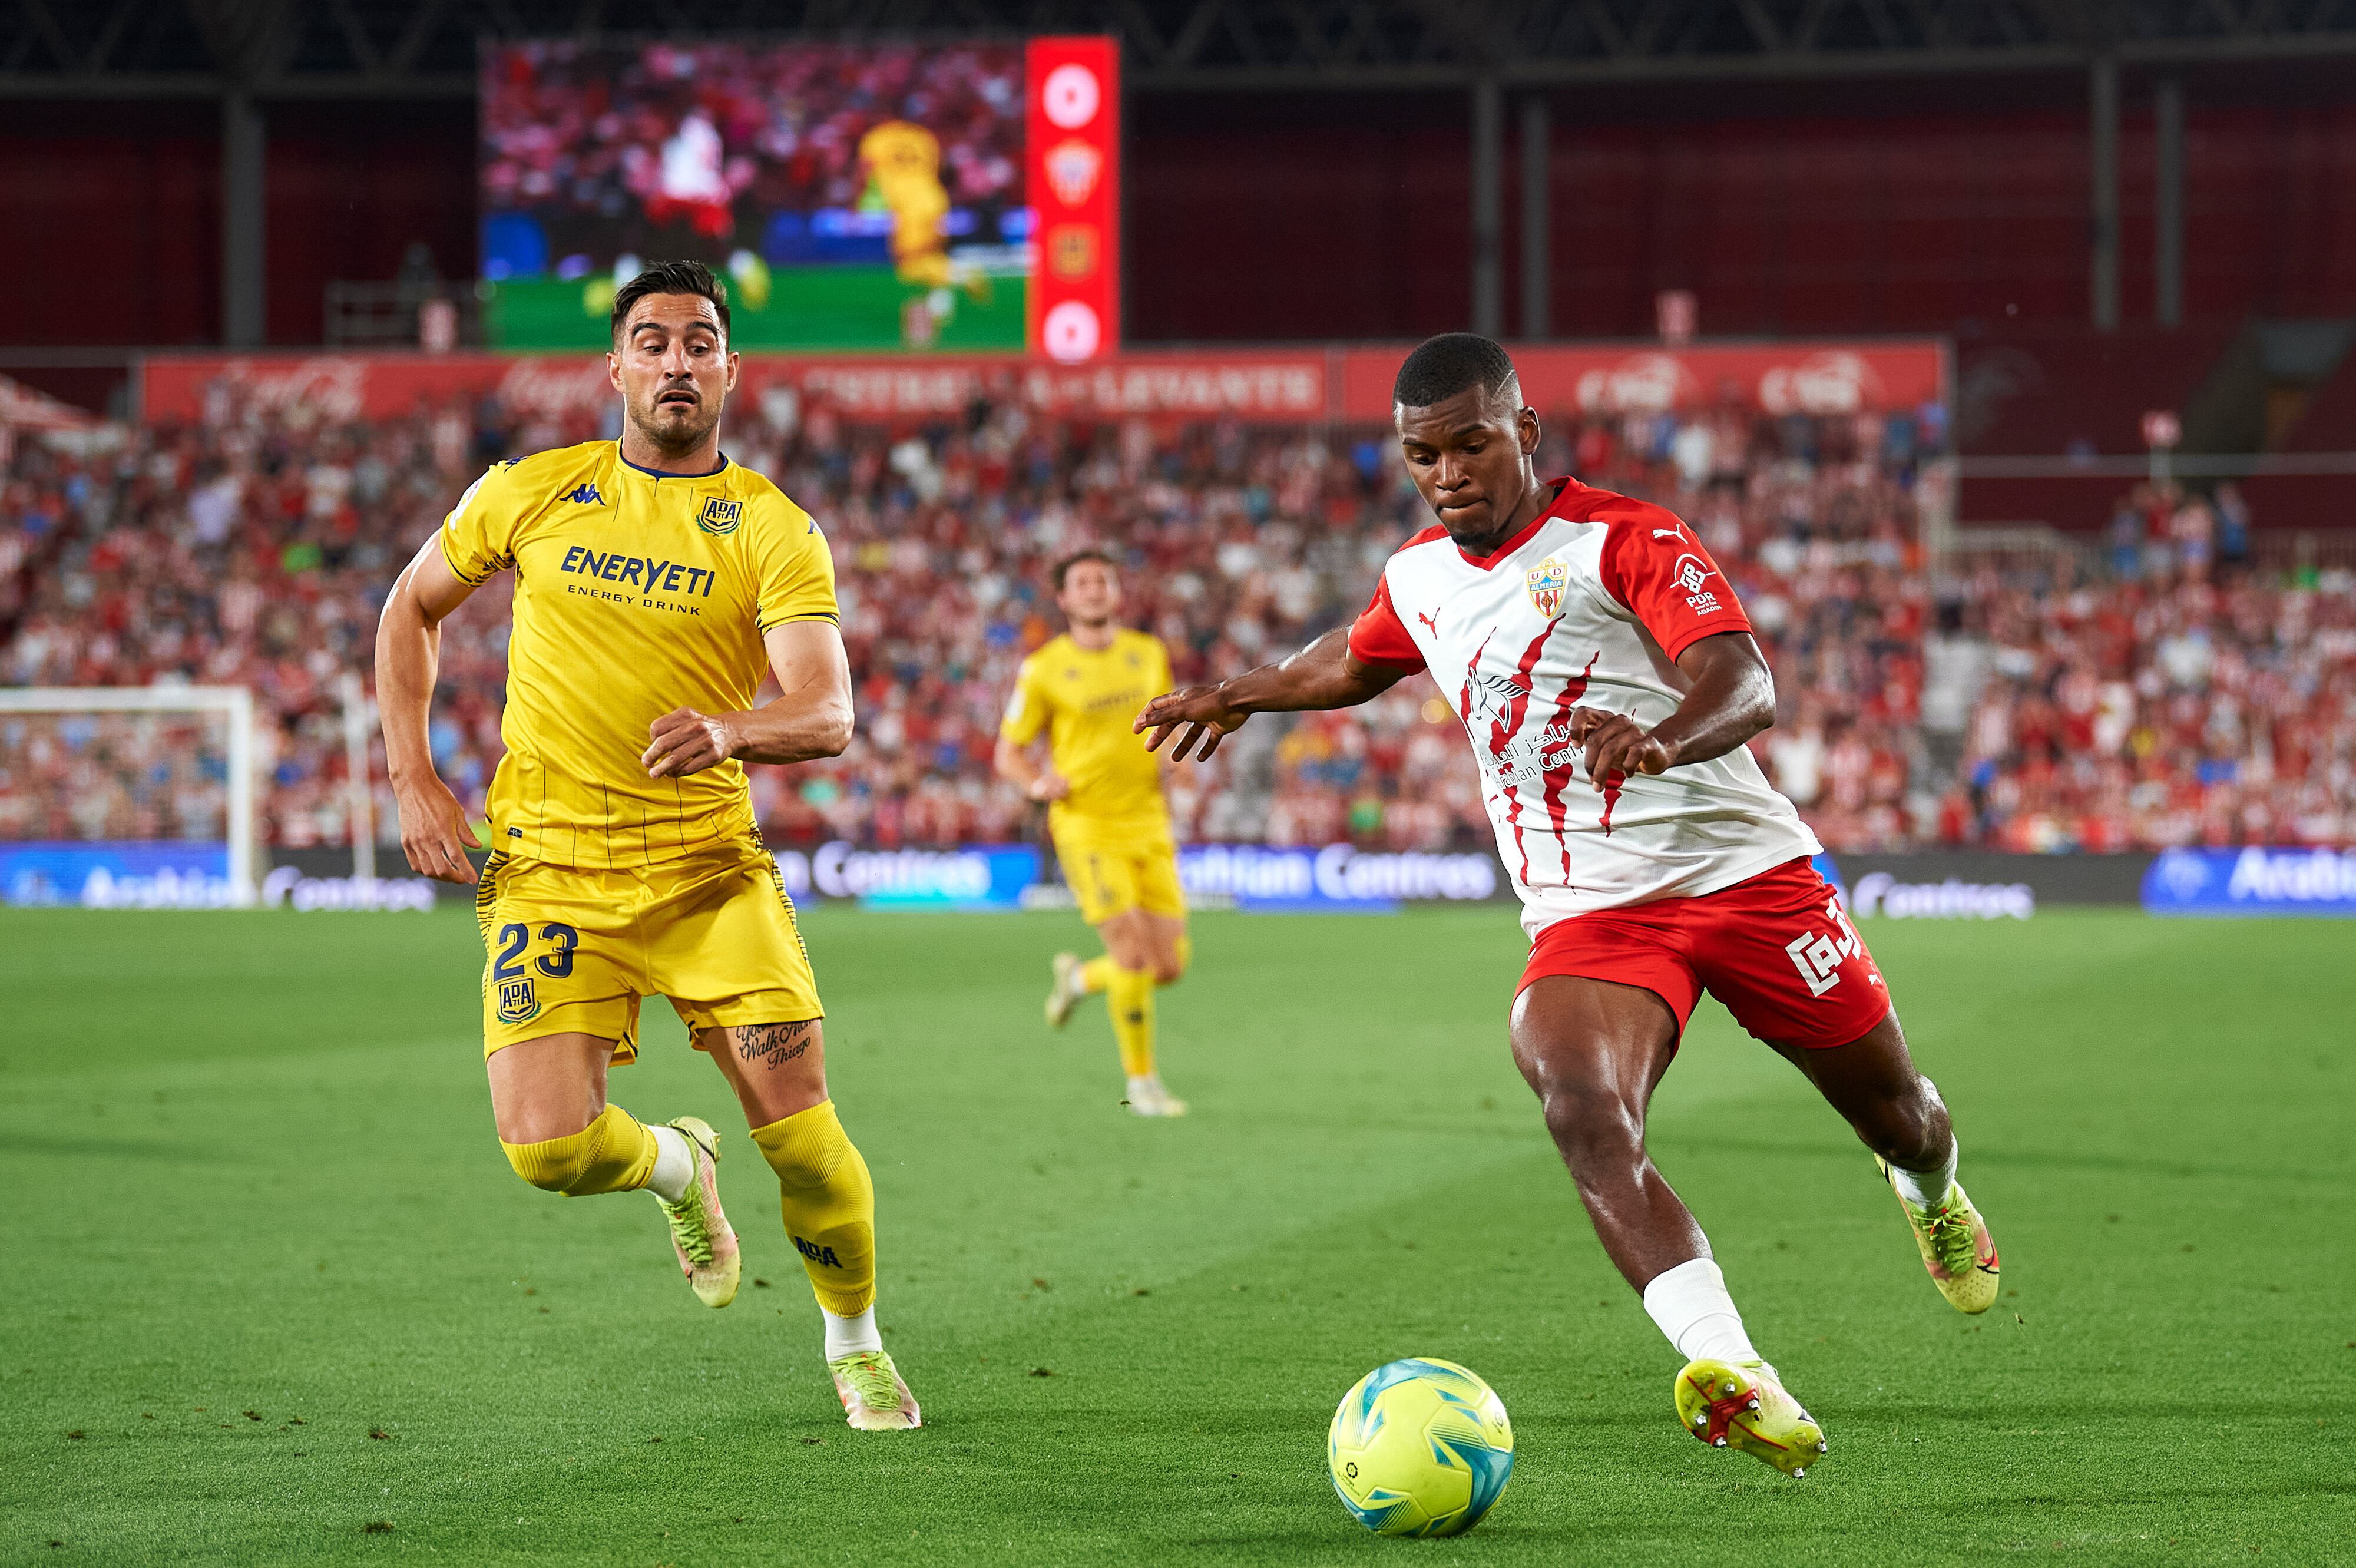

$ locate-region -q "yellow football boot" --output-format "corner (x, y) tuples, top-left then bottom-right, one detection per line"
(1675, 1359), (1826, 1478)
(1877, 1157), (2000, 1314)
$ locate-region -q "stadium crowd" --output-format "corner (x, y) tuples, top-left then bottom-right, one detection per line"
(2, 385), (2352, 858)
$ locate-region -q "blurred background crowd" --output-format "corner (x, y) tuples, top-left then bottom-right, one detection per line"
(2, 390), (2351, 856)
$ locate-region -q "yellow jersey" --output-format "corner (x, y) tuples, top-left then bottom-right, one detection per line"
(1000, 628), (1173, 835)
(439, 441), (837, 868)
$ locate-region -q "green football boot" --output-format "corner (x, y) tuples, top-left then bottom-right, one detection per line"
(1877, 1157), (2001, 1314)
(1675, 1359), (1826, 1478)
(830, 1348), (922, 1431)
(657, 1116), (740, 1309)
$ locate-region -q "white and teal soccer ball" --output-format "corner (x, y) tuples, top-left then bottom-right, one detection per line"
(1327, 1357), (1515, 1537)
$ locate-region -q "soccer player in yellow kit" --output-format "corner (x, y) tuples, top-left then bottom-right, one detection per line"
(994, 550), (1191, 1116)
(375, 260), (919, 1431)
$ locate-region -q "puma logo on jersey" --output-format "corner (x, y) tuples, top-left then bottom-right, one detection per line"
(1415, 609), (1440, 635)
(1652, 527), (1682, 541)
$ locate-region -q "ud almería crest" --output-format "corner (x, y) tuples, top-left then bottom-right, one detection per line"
(1526, 556), (1568, 619)
(697, 497), (743, 535)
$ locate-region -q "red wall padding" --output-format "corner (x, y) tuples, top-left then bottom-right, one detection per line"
(1131, 92), (2356, 343)
(0, 103), (222, 346)
(1, 85), (2350, 351)
(1126, 92), (1471, 345)
(262, 103), (479, 346)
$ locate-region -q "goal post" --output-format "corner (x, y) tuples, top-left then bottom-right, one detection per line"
(0, 685), (259, 905)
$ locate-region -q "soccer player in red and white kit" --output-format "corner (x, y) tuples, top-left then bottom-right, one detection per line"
(1136, 335), (2000, 1478)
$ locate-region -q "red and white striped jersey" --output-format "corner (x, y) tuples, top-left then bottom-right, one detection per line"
(1348, 477), (1820, 933)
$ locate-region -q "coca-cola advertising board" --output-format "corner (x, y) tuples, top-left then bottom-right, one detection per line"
(135, 351), (1331, 426)
(1336, 341), (1945, 421)
(138, 340), (1944, 426)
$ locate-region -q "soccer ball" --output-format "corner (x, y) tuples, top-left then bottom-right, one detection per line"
(1327, 1357), (1515, 1537)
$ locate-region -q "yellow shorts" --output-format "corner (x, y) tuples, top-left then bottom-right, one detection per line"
(474, 836), (822, 1064)
(1051, 823), (1187, 927)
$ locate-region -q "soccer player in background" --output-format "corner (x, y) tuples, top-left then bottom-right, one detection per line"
(375, 260), (921, 1432)
(995, 550), (1192, 1117)
(1136, 334), (2000, 1476)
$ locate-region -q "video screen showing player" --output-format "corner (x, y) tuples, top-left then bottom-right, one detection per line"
(376, 260), (919, 1432)
(481, 41), (1027, 350)
(995, 550), (1192, 1118)
(1136, 333), (2002, 1477)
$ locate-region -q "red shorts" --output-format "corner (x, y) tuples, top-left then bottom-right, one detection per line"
(1518, 857), (1891, 1050)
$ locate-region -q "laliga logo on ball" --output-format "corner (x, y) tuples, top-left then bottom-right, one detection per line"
(1042, 301), (1102, 364)
(1042, 63), (1101, 129)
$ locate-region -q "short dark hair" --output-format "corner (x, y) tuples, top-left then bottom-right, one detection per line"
(1392, 332), (1519, 409)
(610, 260), (730, 345)
(1053, 548), (1117, 591)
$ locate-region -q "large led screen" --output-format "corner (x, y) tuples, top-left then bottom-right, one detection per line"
(479, 37), (1119, 358)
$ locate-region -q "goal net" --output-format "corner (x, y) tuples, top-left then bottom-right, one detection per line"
(0, 686), (259, 907)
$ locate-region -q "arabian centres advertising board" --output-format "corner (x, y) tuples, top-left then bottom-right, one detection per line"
(774, 841), (1503, 912)
(2142, 846), (2356, 917)
(135, 339), (1945, 427)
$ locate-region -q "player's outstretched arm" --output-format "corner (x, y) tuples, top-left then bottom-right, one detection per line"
(644, 620), (855, 778)
(1134, 627), (1408, 762)
(992, 735), (1068, 802)
(377, 533), (485, 885)
(1567, 630), (1777, 781)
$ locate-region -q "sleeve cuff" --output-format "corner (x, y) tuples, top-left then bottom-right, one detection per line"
(438, 532), (491, 587)
(1659, 620), (1751, 663)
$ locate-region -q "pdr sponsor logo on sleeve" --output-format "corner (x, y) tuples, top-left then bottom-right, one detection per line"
(2143, 847), (2356, 917)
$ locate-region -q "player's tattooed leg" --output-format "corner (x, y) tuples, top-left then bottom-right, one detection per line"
(736, 1020), (816, 1070)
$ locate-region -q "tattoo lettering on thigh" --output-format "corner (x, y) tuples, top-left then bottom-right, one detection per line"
(736, 1020), (815, 1069)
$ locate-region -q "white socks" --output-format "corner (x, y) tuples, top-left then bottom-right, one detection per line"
(825, 1305), (882, 1361)
(645, 1125), (695, 1205)
(1642, 1257), (1762, 1367)
(1888, 1134), (1960, 1211)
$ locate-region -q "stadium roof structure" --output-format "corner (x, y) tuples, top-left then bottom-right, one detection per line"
(2, 0), (2354, 99)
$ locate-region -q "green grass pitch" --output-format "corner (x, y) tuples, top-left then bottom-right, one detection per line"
(4, 905), (2351, 1564)
(485, 269), (1028, 352)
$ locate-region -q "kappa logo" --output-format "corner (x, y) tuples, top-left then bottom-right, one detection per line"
(564, 483), (604, 506)
(696, 497), (743, 535)
(1526, 556), (1569, 620)
(495, 976), (540, 1024)
(792, 1234), (844, 1268)
(1673, 553), (1723, 614)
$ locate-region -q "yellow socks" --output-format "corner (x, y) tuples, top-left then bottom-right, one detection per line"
(1106, 964), (1155, 1078)
(500, 1103), (659, 1196)
(1078, 955), (1116, 995)
(751, 1100), (877, 1318)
